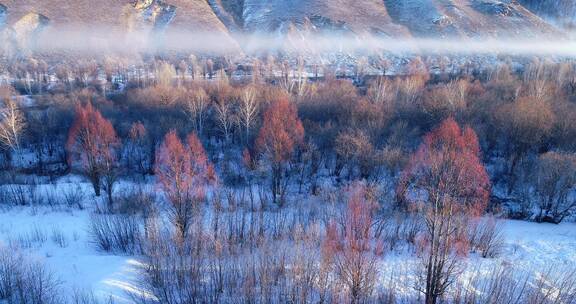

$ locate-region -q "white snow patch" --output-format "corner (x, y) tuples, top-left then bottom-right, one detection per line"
(0, 206), (142, 303)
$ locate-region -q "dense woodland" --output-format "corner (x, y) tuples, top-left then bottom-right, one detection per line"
(0, 55), (576, 304)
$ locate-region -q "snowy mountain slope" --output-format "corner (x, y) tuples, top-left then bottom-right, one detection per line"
(238, 0), (409, 37)
(208, 0), (561, 38)
(0, 0), (562, 37)
(0, 0), (567, 55)
(379, 0), (558, 38)
(519, 0), (576, 27)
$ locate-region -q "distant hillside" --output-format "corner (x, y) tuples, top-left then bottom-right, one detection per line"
(0, 0), (239, 52)
(208, 0), (561, 38)
(0, 0), (227, 30)
(0, 0), (567, 54)
(383, 0), (558, 38)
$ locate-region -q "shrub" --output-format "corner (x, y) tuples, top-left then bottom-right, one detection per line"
(51, 227), (69, 248)
(89, 214), (143, 254)
(61, 184), (86, 209)
(10, 225), (48, 249)
(0, 246), (63, 304)
(113, 185), (156, 216)
(468, 216), (505, 258)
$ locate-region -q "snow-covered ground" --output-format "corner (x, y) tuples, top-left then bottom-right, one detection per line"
(0, 178), (575, 302)
(379, 218), (576, 298)
(500, 219), (576, 269)
(0, 206), (142, 303)
(0, 176), (147, 303)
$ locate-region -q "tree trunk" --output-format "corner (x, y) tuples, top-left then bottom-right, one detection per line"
(507, 153), (519, 195)
(106, 184), (114, 212)
(91, 173), (101, 197)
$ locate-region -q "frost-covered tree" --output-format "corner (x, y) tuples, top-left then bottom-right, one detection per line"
(155, 61), (176, 87)
(184, 87), (209, 134)
(0, 86), (26, 152)
(237, 85), (259, 142)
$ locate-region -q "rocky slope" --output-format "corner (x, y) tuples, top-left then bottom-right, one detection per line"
(11, 12), (50, 49)
(0, 0), (231, 33)
(0, 0), (239, 53)
(128, 0), (177, 32)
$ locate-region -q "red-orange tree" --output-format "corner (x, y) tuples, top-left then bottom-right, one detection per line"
(67, 103), (120, 208)
(155, 130), (215, 239)
(323, 185), (380, 304)
(397, 118), (490, 304)
(256, 99), (304, 205)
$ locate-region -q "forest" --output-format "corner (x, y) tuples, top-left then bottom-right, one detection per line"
(0, 55), (575, 304)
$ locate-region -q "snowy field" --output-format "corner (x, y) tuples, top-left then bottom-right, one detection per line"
(0, 177), (575, 302)
(0, 207), (141, 303)
(0, 176), (147, 303)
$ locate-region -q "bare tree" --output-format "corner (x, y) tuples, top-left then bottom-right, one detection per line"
(355, 56), (368, 82)
(527, 152), (576, 224)
(496, 96), (555, 193)
(375, 55), (391, 76)
(251, 58), (263, 83)
(523, 59), (553, 100)
(445, 79), (469, 111)
(76, 59), (98, 87)
(367, 76), (395, 106)
(155, 61), (176, 87)
(0, 89), (26, 152)
(324, 185), (381, 304)
(127, 121), (149, 175)
(188, 54), (198, 80)
(55, 63), (72, 89)
(335, 130), (375, 180)
(397, 75), (426, 108)
(204, 59), (214, 79)
(294, 57), (308, 100)
(279, 74), (294, 96)
(177, 60), (188, 86)
(237, 85), (259, 142)
(214, 97), (234, 143)
(423, 79), (470, 122)
(184, 87), (209, 134)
